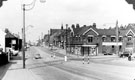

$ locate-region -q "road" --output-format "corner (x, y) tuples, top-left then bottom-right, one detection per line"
(25, 46), (135, 80)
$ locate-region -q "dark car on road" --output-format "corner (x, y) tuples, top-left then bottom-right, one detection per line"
(34, 54), (41, 59)
(119, 51), (130, 58)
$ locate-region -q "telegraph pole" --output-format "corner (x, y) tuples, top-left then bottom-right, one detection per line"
(22, 4), (26, 69)
(22, 0), (45, 68)
(116, 20), (119, 56)
(64, 24), (68, 61)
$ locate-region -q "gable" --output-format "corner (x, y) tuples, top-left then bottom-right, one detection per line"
(83, 28), (99, 36)
(126, 29), (135, 36)
(84, 29), (98, 36)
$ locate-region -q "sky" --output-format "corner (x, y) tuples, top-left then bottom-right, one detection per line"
(0, 0), (135, 42)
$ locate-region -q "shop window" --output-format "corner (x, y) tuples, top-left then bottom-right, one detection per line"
(119, 45), (122, 51)
(112, 45), (114, 48)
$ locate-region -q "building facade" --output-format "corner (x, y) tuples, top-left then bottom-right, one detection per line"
(45, 23), (135, 56)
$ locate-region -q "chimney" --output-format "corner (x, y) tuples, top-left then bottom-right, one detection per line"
(83, 25), (86, 27)
(71, 24), (75, 29)
(61, 24), (63, 30)
(76, 24), (80, 28)
(93, 23), (96, 27)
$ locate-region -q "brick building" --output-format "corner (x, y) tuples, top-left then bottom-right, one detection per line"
(45, 23), (135, 56)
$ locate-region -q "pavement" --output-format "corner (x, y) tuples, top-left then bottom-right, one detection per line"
(0, 51), (43, 80)
(1, 46), (135, 80)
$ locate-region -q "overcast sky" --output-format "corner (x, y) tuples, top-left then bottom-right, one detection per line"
(0, 0), (135, 42)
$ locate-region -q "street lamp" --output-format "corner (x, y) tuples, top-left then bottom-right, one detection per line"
(64, 24), (68, 62)
(22, 0), (45, 69)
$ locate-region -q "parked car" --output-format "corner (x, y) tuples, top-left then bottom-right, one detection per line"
(102, 51), (113, 55)
(34, 54), (41, 59)
(9, 48), (18, 56)
(119, 51), (130, 58)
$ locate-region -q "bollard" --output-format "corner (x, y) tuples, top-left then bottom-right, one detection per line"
(64, 56), (67, 62)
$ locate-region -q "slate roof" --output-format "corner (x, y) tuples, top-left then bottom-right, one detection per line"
(5, 32), (17, 38)
(50, 29), (61, 36)
(75, 24), (135, 37)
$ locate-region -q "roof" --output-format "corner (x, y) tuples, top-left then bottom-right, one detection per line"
(50, 29), (61, 36)
(5, 32), (17, 38)
(76, 24), (135, 37)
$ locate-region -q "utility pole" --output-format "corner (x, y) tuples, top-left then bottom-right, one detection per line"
(48, 30), (50, 47)
(64, 24), (68, 61)
(116, 20), (119, 56)
(22, 4), (26, 69)
(22, 0), (45, 68)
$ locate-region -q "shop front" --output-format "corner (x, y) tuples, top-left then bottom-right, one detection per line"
(81, 44), (98, 56)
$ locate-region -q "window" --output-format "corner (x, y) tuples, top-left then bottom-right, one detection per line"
(102, 37), (106, 42)
(128, 36), (132, 41)
(88, 37), (93, 43)
(119, 37), (123, 42)
(111, 36), (116, 42)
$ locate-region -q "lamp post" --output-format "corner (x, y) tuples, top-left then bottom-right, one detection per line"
(64, 24), (68, 62)
(22, 0), (45, 69)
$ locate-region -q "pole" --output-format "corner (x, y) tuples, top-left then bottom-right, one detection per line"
(23, 4), (26, 69)
(65, 24), (68, 61)
(18, 32), (19, 51)
(116, 20), (119, 56)
(48, 30), (50, 47)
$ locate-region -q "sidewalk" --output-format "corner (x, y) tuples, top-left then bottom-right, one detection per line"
(1, 52), (43, 80)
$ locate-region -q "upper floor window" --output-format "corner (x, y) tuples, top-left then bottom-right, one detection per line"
(111, 36), (116, 42)
(102, 35), (106, 42)
(88, 37), (93, 43)
(119, 36), (123, 42)
(127, 36), (132, 41)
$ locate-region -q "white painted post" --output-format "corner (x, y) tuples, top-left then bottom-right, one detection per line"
(64, 56), (67, 62)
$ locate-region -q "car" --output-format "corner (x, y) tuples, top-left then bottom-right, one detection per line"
(119, 51), (130, 58)
(8, 48), (18, 56)
(102, 51), (113, 55)
(34, 54), (41, 59)
(131, 53), (135, 59)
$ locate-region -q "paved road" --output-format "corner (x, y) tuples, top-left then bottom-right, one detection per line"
(25, 46), (135, 80)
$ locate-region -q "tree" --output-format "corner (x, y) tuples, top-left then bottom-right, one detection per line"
(125, 0), (135, 10)
(0, 0), (7, 7)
